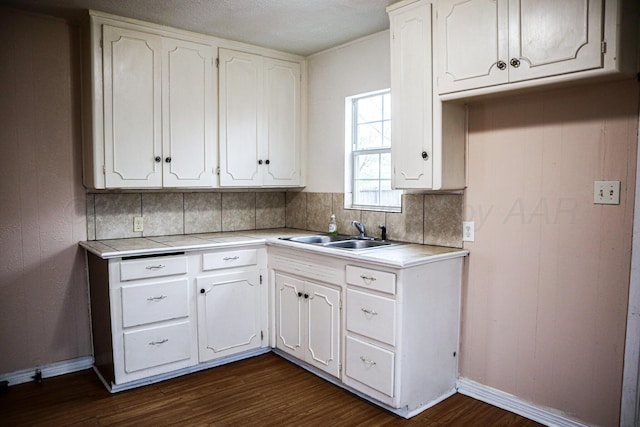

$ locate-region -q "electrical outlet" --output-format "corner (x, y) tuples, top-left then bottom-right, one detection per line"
(462, 221), (475, 242)
(594, 181), (621, 205)
(133, 216), (144, 232)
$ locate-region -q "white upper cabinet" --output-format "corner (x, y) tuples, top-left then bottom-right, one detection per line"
(387, 0), (466, 190)
(102, 25), (163, 188)
(437, 0), (639, 97)
(219, 48), (303, 187)
(162, 38), (216, 187)
(84, 12), (305, 190)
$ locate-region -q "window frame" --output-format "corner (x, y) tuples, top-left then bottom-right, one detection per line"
(344, 89), (401, 212)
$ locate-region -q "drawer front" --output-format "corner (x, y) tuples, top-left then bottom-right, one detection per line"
(202, 249), (257, 271)
(123, 321), (191, 373)
(120, 256), (188, 282)
(347, 289), (396, 345)
(346, 336), (395, 397)
(346, 265), (396, 295)
(121, 278), (189, 328)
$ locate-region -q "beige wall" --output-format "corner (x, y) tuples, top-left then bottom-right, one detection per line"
(0, 9), (91, 373)
(461, 80), (639, 426)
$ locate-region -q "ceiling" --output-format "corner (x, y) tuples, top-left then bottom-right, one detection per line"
(1, 0), (398, 56)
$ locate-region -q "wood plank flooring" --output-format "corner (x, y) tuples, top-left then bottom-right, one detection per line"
(0, 353), (543, 426)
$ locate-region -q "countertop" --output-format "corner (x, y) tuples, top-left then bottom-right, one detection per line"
(79, 228), (468, 268)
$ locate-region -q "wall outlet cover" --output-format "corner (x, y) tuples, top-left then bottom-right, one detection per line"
(133, 216), (144, 232)
(462, 221), (475, 242)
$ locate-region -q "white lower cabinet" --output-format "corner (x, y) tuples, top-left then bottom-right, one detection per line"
(86, 244), (268, 391)
(269, 246), (465, 418)
(197, 270), (264, 362)
(275, 272), (341, 378)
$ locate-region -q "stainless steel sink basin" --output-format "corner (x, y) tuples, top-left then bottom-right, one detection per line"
(324, 240), (396, 249)
(279, 235), (402, 250)
(284, 235), (349, 244)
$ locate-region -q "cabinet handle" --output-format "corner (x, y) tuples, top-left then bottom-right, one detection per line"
(154, 156), (161, 163)
(496, 60), (507, 70)
(149, 339), (168, 346)
(165, 157), (172, 163)
(146, 295), (167, 301)
(265, 159), (270, 165)
(361, 307), (378, 316)
(145, 264), (165, 270)
(360, 275), (377, 283)
(421, 151), (429, 160)
(359, 356), (376, 367)
(258, 159), (263, 165)
(297, 292), (303, 297)
(304, 293), (309, 299)
(510, 58), (521, 68)
(200, 289), (205, 294)
(223, 256), (240, 261)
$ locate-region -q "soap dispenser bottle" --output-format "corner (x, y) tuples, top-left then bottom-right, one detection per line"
(328, 214), (338, 236)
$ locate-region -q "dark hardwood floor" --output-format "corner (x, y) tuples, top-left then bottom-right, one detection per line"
(0, 353), (542, 426)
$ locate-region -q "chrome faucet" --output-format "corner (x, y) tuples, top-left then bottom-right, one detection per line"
(352, 221), (372, 240)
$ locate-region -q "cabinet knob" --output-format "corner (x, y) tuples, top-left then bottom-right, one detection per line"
(165, 157), (172, 163)
(258, 159), (263, 165)
(297, 292), (302, 297)
(496, 60), (507, 70)
(510, 58), (521, 68)
(154, 156), (161, 163)
(265, 159), (270, 165)
(304, 293), (309, 299)
(421, 151), (429, 160)
(200, 289), (205, 294)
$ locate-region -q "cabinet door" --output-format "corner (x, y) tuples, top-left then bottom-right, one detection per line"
(305, 281), (341, 378)
(263, 58), (301, 186)
(507, 0), (603, 82)
(162, 38), (216, 187)
(197, 270), (262, 362)
(389, 1), (434, 188)
(102, 25), (162, 188)
(436, 0), (509, 93)
(275, 273), (304, 359)
(219, 49), (263, 186)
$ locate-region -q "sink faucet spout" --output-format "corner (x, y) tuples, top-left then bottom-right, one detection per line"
(352, 221), (368, 239)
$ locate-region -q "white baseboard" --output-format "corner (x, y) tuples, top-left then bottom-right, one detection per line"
(0, 356), (94, 386)
(456, 378), (588, 427)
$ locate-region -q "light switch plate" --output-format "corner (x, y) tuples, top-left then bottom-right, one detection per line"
(462, 221), (475, 242)
(594, 181), (621, 205)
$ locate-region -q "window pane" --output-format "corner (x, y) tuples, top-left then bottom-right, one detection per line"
(380, 153), (391, 179)
(354, 180), (380, 205)
(382, 119), (391, 147)
(380, 180), (401, 206)
(383, 92), (391, 120)
(357, 95), (383, 124)
(356, 123), (383, 149)
(355, 153), (380, 180)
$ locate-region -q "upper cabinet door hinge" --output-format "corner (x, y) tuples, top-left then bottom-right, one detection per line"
(601, 41), (607, 54)
(261, 330), (264, 341)
(215, 57), (219, 68)
(260, 274), (263, 284)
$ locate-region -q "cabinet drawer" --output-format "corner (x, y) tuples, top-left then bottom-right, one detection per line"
(120, 256), (188, 281)
(123, 321), (191, 373)
(346, 336), (395, 397)
(121, 278), (189, 328)
(346, 265), (396, 295)
(347, 289), (396, 345)
(202, 249), (257, 271)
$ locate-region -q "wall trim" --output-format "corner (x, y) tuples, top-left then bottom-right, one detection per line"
(456, 378), (588, 427)
(0, 356), (94, 386)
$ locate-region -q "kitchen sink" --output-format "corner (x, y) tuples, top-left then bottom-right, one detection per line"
(279, 235), (402, 250)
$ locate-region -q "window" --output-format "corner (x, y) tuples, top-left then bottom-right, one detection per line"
(345, 90), (401, 210)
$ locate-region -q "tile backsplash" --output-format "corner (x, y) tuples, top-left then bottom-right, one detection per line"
(87, 191), (463, 248)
